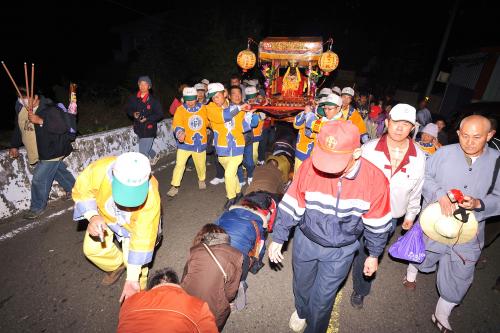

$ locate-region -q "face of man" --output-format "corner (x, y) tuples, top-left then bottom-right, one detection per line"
(324, 105), (340, 120)
(360, 95), (368, 105)
(212, 91), (225, 106)
(230, 88), (242, 105)
(386, 118), (414, 142)
(186, 100), (197, 108)
(230, 78), (240, 87)
(196, 90), (205, 101)
(436, 120), (446, 131)
(330, 148), (362, 177)
(341, 94), (352, 107)
(421, 133), (434, 144)
(138, 81), (150, 94)
(457, 116), (494, 157)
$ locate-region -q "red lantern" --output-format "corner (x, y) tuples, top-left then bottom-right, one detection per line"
(318, 50), (339, 76)
(237, 49), (256, 72)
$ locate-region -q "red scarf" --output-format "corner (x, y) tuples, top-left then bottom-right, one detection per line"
(137, 91), (149, 103)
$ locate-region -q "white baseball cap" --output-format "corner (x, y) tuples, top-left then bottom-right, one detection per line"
(317, 88), (333, 98)
(389, 103), (416, 125)
(207, 83), (225, 99)
(112, 152), (151, 207)
(341, 87), (355, 97)
(245, 86), (258, 100)
(201, 79), (210, 85)
(183, 87), (197, 101)
(332, 86), (342, 95)
(319, 94), (342, 107)
(194, 83), (206, 91)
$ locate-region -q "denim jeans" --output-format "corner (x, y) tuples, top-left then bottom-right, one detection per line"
(237, 143), (255, 182)
(138, 137), (156, 159)
(351, 218), (398, 296)
(31, 160), (75, 212)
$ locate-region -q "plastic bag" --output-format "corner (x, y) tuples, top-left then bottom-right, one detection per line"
(388, 222), (426, 263)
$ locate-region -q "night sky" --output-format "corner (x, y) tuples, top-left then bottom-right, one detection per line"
(0, 0), (498, 130)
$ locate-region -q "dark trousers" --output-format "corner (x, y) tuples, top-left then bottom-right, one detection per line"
(237, 143), (255, 182)
(293, 228), (358, 333)
(352, 218), (398, 296)
(258, 127), (272, 161)
(31, 160), (75, 212)
(214, 154), (225, 179)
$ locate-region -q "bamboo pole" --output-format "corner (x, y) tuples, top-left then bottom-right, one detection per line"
(1, 61), (25, 104)
(30, 63), (35, 113)
(24, 62), (32, 113)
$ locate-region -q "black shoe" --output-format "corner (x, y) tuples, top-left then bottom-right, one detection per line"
(350, 291), (364, 309)
(23, 209), (44, 220)
(224, 198), (237, 211)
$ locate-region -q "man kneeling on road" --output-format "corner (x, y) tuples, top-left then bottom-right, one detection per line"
(72, 152), (161, 302)
(268, 121), (392, 333)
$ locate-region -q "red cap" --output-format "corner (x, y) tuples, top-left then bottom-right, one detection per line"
(312, 121), (360, 174)
(369, 105), (382, 119)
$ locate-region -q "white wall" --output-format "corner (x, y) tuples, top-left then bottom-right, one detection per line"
(0, 119), (176, 220)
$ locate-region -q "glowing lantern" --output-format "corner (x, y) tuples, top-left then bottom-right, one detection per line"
(318, 50), (339, 76)
(237, 49), (256, 72)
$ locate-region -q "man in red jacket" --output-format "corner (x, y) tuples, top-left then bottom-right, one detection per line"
(118, 267), (218, 333)
(269, 121), (392, 333)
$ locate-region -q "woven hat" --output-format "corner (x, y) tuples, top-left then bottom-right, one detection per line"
(420, 202), (478, 245)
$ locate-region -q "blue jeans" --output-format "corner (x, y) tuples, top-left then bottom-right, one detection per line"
(138, 137), (156, 159)
(31, 160), (75, 212)
(351, 218), (398, 296)
(293, 228), (358, 333)
(237, 143), (255, 182)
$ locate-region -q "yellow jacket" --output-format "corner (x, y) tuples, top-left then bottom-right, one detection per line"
(293, 111), (316, 161)
(341, 105), (369, 143)
(72, 156), (161, 269)
(172, 103), (208, 152)
(206, 101), (250, 156)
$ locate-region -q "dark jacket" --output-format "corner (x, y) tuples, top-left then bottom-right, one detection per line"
(125, 94), (163, 138)
(36, 102), (74, 160)
(181, 233), (242, 331)
(11, 97), (74, 160)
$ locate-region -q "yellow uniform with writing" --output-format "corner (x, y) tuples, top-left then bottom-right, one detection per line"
(171, 103), (208, 186)
(72, 156), (161, 289)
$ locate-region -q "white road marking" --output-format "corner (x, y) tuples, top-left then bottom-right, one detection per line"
(0, 207), (73, 243)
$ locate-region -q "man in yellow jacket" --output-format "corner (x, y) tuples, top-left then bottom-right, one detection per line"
(72, 152), (161, 302)
(340, 87), (369, 143)
(206, 83), (251, 209)
(167, 87), (208, 197)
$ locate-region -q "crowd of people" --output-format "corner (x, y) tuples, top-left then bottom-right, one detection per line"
(8, 72), (500, 333)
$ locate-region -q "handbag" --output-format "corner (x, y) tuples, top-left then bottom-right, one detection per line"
(388, 222), (426, 263)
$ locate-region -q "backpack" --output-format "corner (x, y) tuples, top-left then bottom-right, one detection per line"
(56, 102), (77, 142)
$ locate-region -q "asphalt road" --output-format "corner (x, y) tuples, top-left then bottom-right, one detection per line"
(0, 156), (498, 333)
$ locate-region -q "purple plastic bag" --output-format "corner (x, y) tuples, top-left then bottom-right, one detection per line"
(388, 222), (426, 263)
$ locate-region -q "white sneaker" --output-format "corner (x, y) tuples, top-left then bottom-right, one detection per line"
(239, 181), (246, 187)
(289, 310), (306, 332)
(257, 160), (265, 166)
(209, 177), (224, 185)
(247, 177), (253, 185)
(198, 181), (206, 190)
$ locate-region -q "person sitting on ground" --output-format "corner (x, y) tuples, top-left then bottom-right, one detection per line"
(181, 224), (243, 331)
(117, 267), (218, 333)
(417, 123), (441, 158)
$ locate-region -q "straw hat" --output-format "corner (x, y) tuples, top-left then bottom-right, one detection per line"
(420, 202), (478, 245)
